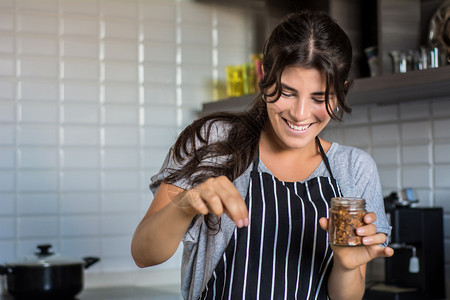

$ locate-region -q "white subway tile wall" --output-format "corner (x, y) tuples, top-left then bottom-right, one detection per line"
(0, 0), (264, 279)
(2, 0), (450, 287)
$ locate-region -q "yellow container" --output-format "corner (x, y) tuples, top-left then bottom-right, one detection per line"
(242, 63), (256, 95)
(225, 65), (244, 98)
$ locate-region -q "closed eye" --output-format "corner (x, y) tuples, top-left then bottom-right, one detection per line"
(280, 83), (297, 99)
(281, 92), (295, 98)
(311, 92), (333, 104)
(311, 98), (326, 103)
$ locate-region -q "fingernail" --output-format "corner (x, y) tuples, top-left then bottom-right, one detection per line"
(236, 219), (244, 228)
(244, 218), (249, 227)
(363, 237), (372, 244)
(357, 228), (365, 235)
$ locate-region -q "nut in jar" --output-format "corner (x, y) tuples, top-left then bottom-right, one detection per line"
(328, 197), (366, 246)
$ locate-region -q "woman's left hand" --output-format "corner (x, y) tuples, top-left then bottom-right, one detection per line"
(319, 212), (394, 271)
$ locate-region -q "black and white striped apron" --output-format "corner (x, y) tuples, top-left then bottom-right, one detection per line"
(199, 137), (343, 300)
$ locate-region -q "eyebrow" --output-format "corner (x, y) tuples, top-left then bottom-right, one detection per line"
(281, 83), (333, 96)
(281, 83), (297, 92)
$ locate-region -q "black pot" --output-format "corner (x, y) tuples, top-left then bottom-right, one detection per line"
(0, 244), (99, 300)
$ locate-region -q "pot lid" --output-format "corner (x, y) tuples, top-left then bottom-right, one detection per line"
(7, 244), (84, 267)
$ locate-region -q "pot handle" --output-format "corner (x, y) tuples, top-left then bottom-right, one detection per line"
(83, 257), (100, 269)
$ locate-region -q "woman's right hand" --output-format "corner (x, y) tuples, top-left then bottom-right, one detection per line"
(132, 176), (248, 267)
(173, 176), (249, 228)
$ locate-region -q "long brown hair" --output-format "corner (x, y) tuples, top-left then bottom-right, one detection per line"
(154, 10), (353, 228)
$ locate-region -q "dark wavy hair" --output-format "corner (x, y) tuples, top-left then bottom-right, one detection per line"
(154, 10), (353, 228)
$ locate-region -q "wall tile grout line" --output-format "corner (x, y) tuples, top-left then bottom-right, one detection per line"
(98, 0), (105, 273)
(57, 0), (63, 253)
(13, 0), (19, 260)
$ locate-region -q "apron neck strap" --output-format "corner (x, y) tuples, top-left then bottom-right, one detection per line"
(316, 136), (334, 178)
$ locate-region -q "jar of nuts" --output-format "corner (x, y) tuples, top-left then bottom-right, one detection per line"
(328, 197), (366, 246)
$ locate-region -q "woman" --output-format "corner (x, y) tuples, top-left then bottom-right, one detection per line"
(132, 10), (393, 300)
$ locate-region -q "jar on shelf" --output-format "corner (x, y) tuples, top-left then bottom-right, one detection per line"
(328, 197), (366, 246)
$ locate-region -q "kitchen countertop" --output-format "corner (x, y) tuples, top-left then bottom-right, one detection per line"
(0, 285), (182, 300)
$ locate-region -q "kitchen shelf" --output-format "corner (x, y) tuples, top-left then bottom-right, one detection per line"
(202, 65), (450, 114)
(346, 65), (450, 105)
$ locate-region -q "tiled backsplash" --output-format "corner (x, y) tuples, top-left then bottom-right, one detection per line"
(325, 98), (450, 208)
(1, 0), (450, 289)
(0, 0), (265, 277)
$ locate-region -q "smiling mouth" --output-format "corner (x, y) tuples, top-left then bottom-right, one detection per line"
(286, 119), (311, 131)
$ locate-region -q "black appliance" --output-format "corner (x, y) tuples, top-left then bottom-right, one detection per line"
(365, 205), (446, 300)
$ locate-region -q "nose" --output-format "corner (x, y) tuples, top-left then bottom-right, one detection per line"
(290, 97), (310, 121)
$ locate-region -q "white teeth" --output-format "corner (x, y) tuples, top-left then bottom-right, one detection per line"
(287, 120), (309, 131)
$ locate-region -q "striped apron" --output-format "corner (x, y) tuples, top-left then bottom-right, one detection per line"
(199, 137), (342, 300)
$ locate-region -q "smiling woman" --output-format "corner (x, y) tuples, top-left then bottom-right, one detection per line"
(131, 9), (393, 300)
(264, 67), (334, 151)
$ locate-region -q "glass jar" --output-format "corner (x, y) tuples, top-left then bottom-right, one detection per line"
(328, 197), (366, 246)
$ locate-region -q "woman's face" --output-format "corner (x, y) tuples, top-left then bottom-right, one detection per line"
(265, 66), (335, 151)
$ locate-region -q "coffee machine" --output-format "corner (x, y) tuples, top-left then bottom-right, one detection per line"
(364, 191), (446, 300)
